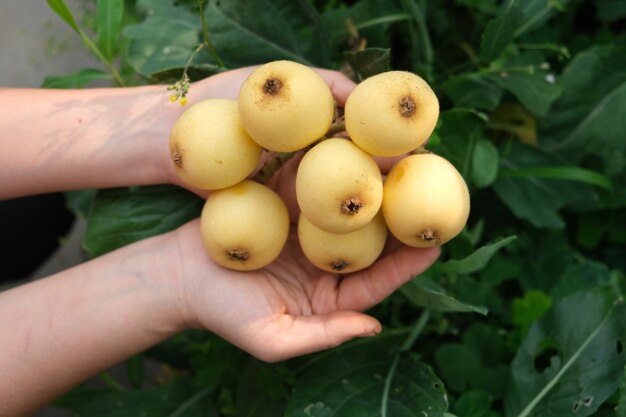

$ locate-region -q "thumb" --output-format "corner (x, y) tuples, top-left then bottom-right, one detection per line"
(254, 311), (381, 362)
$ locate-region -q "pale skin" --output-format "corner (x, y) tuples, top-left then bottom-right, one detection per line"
(0, 67), (440, 416)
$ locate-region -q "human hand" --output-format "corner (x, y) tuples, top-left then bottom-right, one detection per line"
(168, 219), (440, 362)
(157, 66), (440, 362)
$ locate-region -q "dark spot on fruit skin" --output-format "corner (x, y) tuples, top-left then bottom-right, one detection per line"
(227, 248), (249, 261)
(399, 96), (416, 118)
(172, 151), (182, 168)
(420, 228), (438, 242)
(331, 259), (350, 271)
(263, 78), (282, 96)
(341, 197), (362, 215)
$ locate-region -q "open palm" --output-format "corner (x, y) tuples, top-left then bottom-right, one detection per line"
(174, 219), (439, 362)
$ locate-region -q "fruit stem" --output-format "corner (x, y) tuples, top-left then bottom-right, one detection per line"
(410, 146), (431, 155)
(420, 228), (438, 242)
(325, 115), (346, 138)
(197, 0), (225, 68)
(252, 152), (295, 185)
(251, 114), (347, 185)
(227, 247), (250, 262)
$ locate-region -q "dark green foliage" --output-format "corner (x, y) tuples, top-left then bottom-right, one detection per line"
(45, 0), (626, 415)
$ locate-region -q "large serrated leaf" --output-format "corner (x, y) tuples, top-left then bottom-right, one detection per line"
(505, 290), (626, 417)
(286, 335), (448, 417)
(84, 186), (203, 256)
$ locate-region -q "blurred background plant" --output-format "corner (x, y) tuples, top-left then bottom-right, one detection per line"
(35, 0), (626, 416)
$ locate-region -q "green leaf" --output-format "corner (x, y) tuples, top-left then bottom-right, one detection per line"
(439, 236), (517, 275)
(206, 0), (325, 67)
(84, 186), (203, 256)
(511, 290), (553, 345)
(479, 0), (571, 62)
(286, 335), (448, 417)
(400, 276), (488, 315)
(488, 71), (562, 117)
(471, 139), (499, 188)
(500, 166), (613, 191)
(399, 0), (433, 75)
(441, 73), (503, 111)
(126, 354), (145, 389)
(617, 367), (626, 417)
(97, 0), (124, 61)
(69, 377), (216, 417)
(343, 48), (391, 81)
(595, 0), (626, 22)
(428, 109), (486, 180)
(123, 2), (200, 76)
(493, 142), (596, 229)
(462, 323), (506, 366)
(47, 0), (80, 33)
(435, 344), (480, 392)
(41, 68), (113, 89)
(549, 261), (616, 302)
(125, 0), (333, 75)
(505, 290), (626, 417)
(64, 189), (98, 218)
(512, 290), (552, 329)
(470, 366), (511, 401)
(514, 231), (576, 293)
(541, 45), (626, 171)
(235, 360), (290, 417)
(323, 0), (405, 54)
(452, 390), (494, 417)
(480, 3), (524, 62)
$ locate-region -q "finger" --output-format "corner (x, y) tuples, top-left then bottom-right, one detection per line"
(267, 152), (304, 222)
(336, 245), (441, 312)
(315, 69), (356, 106)
(255, 311), (380, 362)
(374, 155), (405, 174)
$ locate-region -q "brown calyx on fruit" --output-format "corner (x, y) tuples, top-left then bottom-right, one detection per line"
(419, 228), (438, 242)
(341, 197), (363, 215)
(399, 96), (417, 118)
(227, 247), (250, 262)
(331, 259), (350, 271)
(172, 150), (182, 168)
(263, 78), (283, 96)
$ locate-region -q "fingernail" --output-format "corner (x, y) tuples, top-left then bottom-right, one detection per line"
(360, 325), (381, 337)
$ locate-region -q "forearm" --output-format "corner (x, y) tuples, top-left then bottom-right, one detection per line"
(0, 231), (187, 416)
(0, 86), (179, 200)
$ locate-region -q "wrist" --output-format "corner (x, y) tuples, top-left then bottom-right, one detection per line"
(127, 228), (196, 335)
